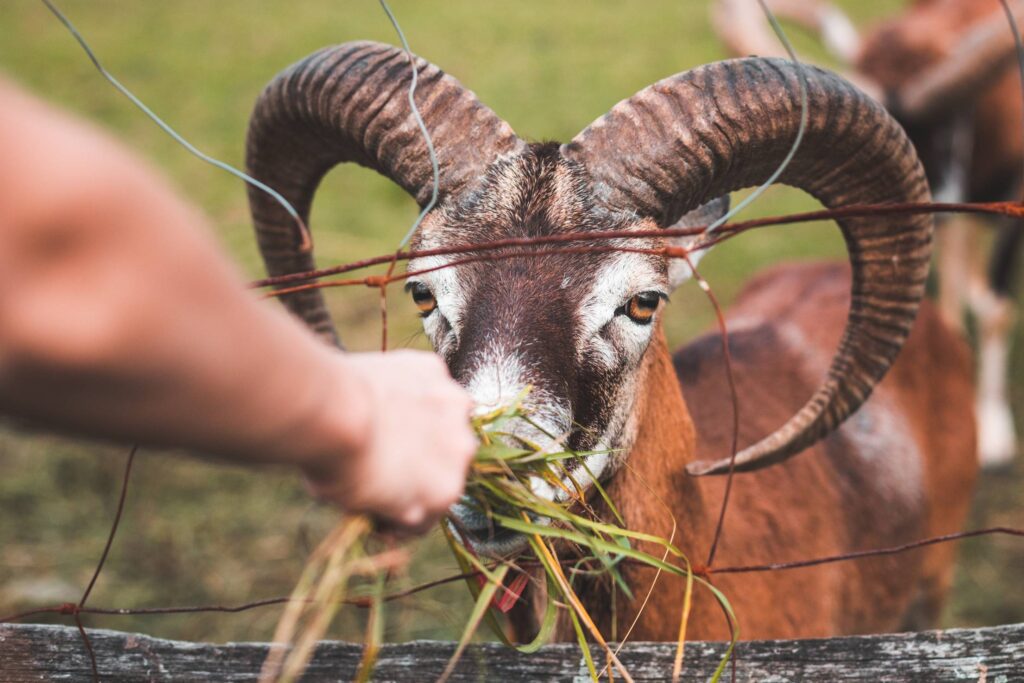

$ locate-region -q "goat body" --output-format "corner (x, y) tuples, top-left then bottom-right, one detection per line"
(858, 0), (1023, 199)
(508, 261), (977, 641)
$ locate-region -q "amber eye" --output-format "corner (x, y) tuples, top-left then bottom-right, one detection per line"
(624, 291), (664, 325)
(406, 282), (437, 316)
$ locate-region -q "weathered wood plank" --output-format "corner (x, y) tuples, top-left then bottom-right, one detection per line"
(1, 622), (1021, 682)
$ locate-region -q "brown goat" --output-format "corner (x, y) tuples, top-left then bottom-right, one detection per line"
(245, 42), (977, 641)
(855, 0), (1023, 202)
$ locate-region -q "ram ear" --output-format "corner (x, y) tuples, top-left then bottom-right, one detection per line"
(667, 195), (730, 290)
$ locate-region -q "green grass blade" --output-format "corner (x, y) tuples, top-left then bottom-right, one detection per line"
(577, 457), (625, 526)
(441, 525), (514, 647)
(485, 494), (685, 555)
(695, 579), (739, 683)
(568, 607), (598, 681)
(671, 557), (695, 682)
(354, 572), (385, 683)
(514, 577), (558, 654)
(493, 515), (689, 577)
(438, 564), (510, 683)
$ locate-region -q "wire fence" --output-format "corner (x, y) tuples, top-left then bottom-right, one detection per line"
(4, 1), (1024, 682)
(5, 193), (1024, 681)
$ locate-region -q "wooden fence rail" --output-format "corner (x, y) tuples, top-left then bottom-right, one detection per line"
(1, 622), (1021, 681)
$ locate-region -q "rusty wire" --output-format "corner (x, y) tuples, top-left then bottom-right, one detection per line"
(5, 186), (1024, 683)
(250, 200), (1024, 291)
(7, 3), (1024, 682)
(4, 196), (1024, 683)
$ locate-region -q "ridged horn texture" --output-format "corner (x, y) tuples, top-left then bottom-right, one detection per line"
(562, 58), (933, 475)
(246, 41), (523, 346)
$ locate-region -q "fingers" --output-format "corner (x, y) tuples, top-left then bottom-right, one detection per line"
(373, 424), (476, 532)
(304, 349), (478, 536)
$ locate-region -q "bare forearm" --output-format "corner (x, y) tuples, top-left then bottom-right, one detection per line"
(0, 274), (364, 468)
(0, 79), (476, 527)
(0, 78), (364, 467)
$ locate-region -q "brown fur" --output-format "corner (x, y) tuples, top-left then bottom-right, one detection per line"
(857, 0), (1023, 197)
(510, 261), (977, 641)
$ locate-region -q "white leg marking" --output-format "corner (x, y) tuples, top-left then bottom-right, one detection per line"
(973, 292), (1017, 468)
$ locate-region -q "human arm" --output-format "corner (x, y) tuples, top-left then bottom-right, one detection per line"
(0, 78), (475, 527)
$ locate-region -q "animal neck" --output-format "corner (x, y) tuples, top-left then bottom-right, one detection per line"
(511, 326), (728, 642)
(604, 325), (717, 560)
(574, 326), (725, 639)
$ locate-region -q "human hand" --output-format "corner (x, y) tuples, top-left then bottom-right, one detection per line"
(300, 350), (477, 532)
(0, 80), (475, 529)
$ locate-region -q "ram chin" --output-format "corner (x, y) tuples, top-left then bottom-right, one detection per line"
(451, 379), (611, 555)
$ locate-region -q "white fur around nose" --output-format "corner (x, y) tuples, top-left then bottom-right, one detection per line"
(464, 350), (595, 503)
(466, 351), (570, 447)
(468, 352), (573, 444)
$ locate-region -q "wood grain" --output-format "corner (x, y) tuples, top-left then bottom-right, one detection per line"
(1, 622), (1021, 681)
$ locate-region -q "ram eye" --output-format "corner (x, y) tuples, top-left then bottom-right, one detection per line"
(406, 282), (437, 316)
(624, 291), (664, 325)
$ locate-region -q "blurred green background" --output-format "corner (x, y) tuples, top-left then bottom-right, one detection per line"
(0, 0), (1020, 644)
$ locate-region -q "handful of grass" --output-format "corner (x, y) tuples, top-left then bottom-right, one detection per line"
(259, 395), (737, 683)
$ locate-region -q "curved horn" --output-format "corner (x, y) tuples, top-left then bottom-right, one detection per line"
(246, 41), (524, 346)
(892, 2), (1024, 122)
(562, 58), (932, 475)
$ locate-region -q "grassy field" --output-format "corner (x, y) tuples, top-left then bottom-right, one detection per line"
(0, 0), (1021, 644)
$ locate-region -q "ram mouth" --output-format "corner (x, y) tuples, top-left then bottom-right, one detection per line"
(450, 398), (611, 557)
(449, 470), (603, 558)
(447, 497), (554, 558)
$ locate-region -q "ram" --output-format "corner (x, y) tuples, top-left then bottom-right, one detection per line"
(245, 43), (977, 640)
(715, 0), (1024, 468)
